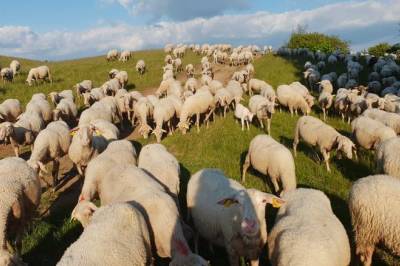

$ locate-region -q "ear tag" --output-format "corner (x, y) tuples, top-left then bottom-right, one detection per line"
(272, 198), (283, 208)
(218, 198), (239, 207)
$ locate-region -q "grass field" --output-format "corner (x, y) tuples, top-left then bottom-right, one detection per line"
(0, 51), (398, 266)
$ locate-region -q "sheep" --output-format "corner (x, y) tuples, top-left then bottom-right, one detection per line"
(74, 80), (92, 98)
(0, 99), (22, 122)
(114, 70), (128, 88)
(268, 188), (350, 266)
(187, 168), (284, 266)
(74, 165), (208, 265)
(349, 175), (400, 266)
(26, 95), (53, 124)
(173, 58), (183, 72)
(184, 77), (198, 92)
(60, 203), (152, 266)
(68, 124), (108, 176)
(82, 87), (105, 106)
(242, 135), (296, 194)
(328, 54), (338, 64)
(200, 74), (212, 86)
(318, 91), (334, 121)
(289, 82), (314, 108)
(260, 85), (276, 103)
(0, 157), (41, 264)
(0, 112), (44, 157)
(114, 89), (129, 123)
(276, 85), (310, 116)
(89, 119), (119, 140)
(226, 80), (244, 106)
(245, 63), (255, 78)
(108, 69), (119, 79)
(177, 90), (215, 134)
(186, 64), (194, 78)
(106, 49), (118, 61)
(208, 80), (223, 95)
(138, 143), (180, 199)
(27, 121), (71, 188)
(133, 97), (153, 139)
(234, 103), (254, 131)
(0, 68), (13, 82)
(293, 116), (356, 172)
(101, 78), (121, 96)
(167, 80), (183, 99)
(48, 89), (74, 105)
(337, 73), (348, 88)
(376, 137), (400, 178)
(78, 102), (112, 127)
(26, 66), (52, 86)
(347, 93), (369, 122)
(248, 78), (272, 96)
(362, 108), (400, 134)
(136, 60), (146, 75)
(365, 93), (385, 110)
(118, 50), (131, 62)
(318, 80), (333, 94)
(9, 60), (20, 77)
(165, 54), (173, 64)
(214, 88), (234, 117)
(248, 95), (275, 134)
(351, 116), (396, 150)
(152, 98), (176, 142)
(303, 68), (320, 90)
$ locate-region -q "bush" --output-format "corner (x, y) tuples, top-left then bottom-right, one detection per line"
(287, 32), (349, 54)
(368, 43), (391, 57)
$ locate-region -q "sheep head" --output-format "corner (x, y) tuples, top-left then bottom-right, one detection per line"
(177, 121), (190, 135)
(71, 200), (98, 228)
(336, 135), (356, 159)
(152, 127), (167, 143)
(0, 122), (13, 143)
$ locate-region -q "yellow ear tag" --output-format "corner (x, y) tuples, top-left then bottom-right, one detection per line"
(70, 131), (76, 136)
(222, 199), (239, 207)
(94, 130), (102, 136)
(272, 198), (283, 208)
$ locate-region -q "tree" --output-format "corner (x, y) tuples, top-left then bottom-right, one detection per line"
(287, 31), (349, 53)
(368, 43), (391, 57)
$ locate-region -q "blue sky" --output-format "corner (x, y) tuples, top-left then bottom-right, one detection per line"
(0, 0), (399, 59)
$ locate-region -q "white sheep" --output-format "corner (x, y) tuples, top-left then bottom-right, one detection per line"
(82, 87), (105, 106)
(106, 49), (118, 61)
(318, 91), (334, 121)
(0, 99), (22, 122)
(101, 78), (121, 96)
(248, 78), (273, 97)
(249, 95), (275, 134)
(74, 80), (92, 99)
(187, 168), (284, 266)
(152, 98), (176, 142)
(26, 95), (53, 124)
(138, 143), (180, 199)
(268, 188), (350, 266)
(48, 90), (74, 106)
(277, 85), (310, 116)
(114, 70), (128, 88)
(133, 97), (153, 139)
(59, 203), (152, 266)
(9, 60), (20, 77)
(26, 66), (52, 86)
(293, 116), (356, 172)
(318, 80), (334, 94)
(349, 175), (400, 266)
(208, 80), (223, 95)
(0, 68), (13, 82)
(118, 50), (131, 62)
(136, 60), (146, 75)
(184, 77), (198, 92)
(108, 69), (119, 79)
(376, 137), (400, 178)
(351, 116), (396, 150)
(185, 64), (194, 78)
(234, 103), (254, 131)
(362, 109), (400, 134)
(226, 80), (244, 106)
(289, 82), (314, 108)
(243, 135), (296, 194)
(27, 120), (71, 188)
(0, 157), (41, 264)
(214, 88), (234, 117)
(173, 58), (183, 72)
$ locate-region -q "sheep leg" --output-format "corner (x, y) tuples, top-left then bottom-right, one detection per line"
(258, 117), (264, 129)
(270, 176), (280, 194)
(250, 259), (259, 266)
(322, 108), (326, 121)
(196, 113), (200, 133)
(321, 149), (331, 172)
(358, 245), (374, 266)
(241, 118), (245, 131)
(295, 109), (298, 116)
(168, 120), (173, 135)
(76, 164), (84, 176)
(13, 145), (19, 157)
(246, 119), (250, 130)
(267, 119), (271, 135)
(241, 153), (250, 183)
(52, 160), (60, 187)
(223, 106), (227, 118)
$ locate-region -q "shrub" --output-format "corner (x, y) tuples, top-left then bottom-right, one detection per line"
(287, 32), (349, 54)
(368, 43), (391, 57)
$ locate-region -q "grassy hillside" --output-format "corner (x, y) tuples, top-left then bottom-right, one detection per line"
(0, 52), (397, 265)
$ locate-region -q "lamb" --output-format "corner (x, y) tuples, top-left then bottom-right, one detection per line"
(48, 89), (74, 106)
(25, 95), (53, 124)
(234, 103), (254, 131)
(106, 49), (118, 61)
(277, 85), (310, 116)
(114, 70), (128, 88)
(9, 60), (20, 77)
(60, 203), (153, 266)
(82, 87), (105, 106)
(268, 188), (350, 266)
(0, 99), (22, 122)
(187, 168), (284, 266)
(318, 91), (334, 121)
(138, 143), (180, 199)
(133, 97), (153, 139)
(184, 77), (198, 92)
(152, 98), (176, 142)
(248, 95), (275, 134)
(293, 116), (356, 172)
(376, 137), (400, 178)
(362, 108), (400, 134)
(351, 116), (396, 150)
(68, 124), (108, 175)
(118, 50), (131, 62)
(74, 80), (92, 98)
(214, 88), (234, 117)
(26, 66), (52, 86)
(0, 68), (13, 82)
(0, 112), (44, 157)
(349, 175), (400, 266)
(0, 157), (41, 265)
(136, 60), (146, 75)
(177, 90), (215, 134)
(186, 64), (194, 78)
(27, 121), (71, 188)
(242, 135), (296, 194)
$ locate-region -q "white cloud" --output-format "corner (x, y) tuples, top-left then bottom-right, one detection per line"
(0, 0), (399, 60)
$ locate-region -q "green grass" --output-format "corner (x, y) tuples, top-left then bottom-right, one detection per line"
(0, 52), (398, 265)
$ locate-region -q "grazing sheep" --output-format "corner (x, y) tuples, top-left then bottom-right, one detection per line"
(242, 135), (296, 194)
(68, 125), (108, 176)
(347, 93), (369, 122)
(187, 168), (284, 266)
(0, 112), (44, 157)
(118, 50), (131, 62)
(234, 103), (254, 131)
(0, 99), (22, 123)
(376, 137), (400, 178)
(138, 143), (180, 198)
(185, 64), (194, 78)
(226, 80), (244, 106)
(27, 121), (71, 187)
(74, 80), (92, 99)
(248, 79), (271, 96)
(26, 95), (53, 124)
(349, 175), (400, 266)
(106, 49), (118, 61)
(289, 82), (314, 108)
(133, 97), (153, 139)
(318, 80), (333, 94)
(49, 89), (74, 106)
(108, 69), (119, 79)
(0, 157), (41, 264)
(79, 98), (121, 127)
(334, 89), (351, 121)
(60, 203), (153, 266)
(248, 95), (275, 134)
(26, 66), (52, 86)
(363, 108), (400, 134)
(101, 78), (121, 96)
(114, 70), (128, 88)
(173, 58), (183, 72)
(269, 188), (350, 266)
(293, 116), (356, 172)
(136, 60), (146, 75)
(208, 80), (223, 95)
(9, 60), (20, 77)
(82, 87), (105, 106)
(351, 116), (396, 150)
(177, 90), (215, 134)
(89, 119), (119, 140)
(318, 91), (334, 121)
(0, 68), (13, 82)
(152, 98), (176, 142)
(184, 77), (198, 92)
(277, 85), (310, 116)
(214, 88), (234, 117)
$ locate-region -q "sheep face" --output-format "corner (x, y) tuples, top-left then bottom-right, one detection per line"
(177, 121), (190, 135)
(152, 127), (166, 143)
(77, 126), (94, 146)
(337, 135), (356, 159)
(0, 122), (13, 143)
(71, 200), (98, 228)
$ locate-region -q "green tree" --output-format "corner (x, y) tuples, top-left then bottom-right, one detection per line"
(368, 43), (391, 57)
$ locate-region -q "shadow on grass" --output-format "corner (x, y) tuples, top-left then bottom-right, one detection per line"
(126, 83), (136, 91)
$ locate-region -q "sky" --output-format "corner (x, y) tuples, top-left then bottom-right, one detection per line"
(0, 0), (399, 60)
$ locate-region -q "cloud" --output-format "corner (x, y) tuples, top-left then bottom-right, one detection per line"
(0, 0), (399, 60)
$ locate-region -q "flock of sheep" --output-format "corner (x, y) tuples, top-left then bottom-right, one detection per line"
(0, 42), (399, 266)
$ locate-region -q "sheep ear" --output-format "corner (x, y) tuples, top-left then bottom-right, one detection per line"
(261, 193), (285, 208)
(70, 127), (79, 136)
(217, 197), (240, 208)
